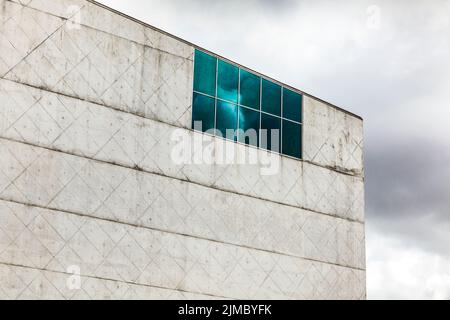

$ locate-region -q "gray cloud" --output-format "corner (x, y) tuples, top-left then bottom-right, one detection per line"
(366, 139), (450, 219)
(366, 138), (450, 256)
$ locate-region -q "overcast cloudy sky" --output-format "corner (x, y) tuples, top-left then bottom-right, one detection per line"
(98, 0), (450, 299)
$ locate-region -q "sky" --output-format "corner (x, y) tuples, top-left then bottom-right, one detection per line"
(98, 0), (450, 299)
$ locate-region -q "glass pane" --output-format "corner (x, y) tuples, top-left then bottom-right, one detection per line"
(217, 60), (239, 103)
(192, 93), (215, 133)
(216, 100), (238, 141)
(238, 107), (260, 147)
(239, 69), (260, 109)
(261, 79), (281, 116)
(261, 113), (281, 152)
(282, 120), (302, 159)
(194, 50), (217, 96)
(283, 88), (302, 123)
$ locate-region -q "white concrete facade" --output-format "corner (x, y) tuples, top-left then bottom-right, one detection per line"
(0, 0), (365, 299)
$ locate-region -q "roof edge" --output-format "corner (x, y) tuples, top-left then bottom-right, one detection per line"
(87, 0), (363, 121)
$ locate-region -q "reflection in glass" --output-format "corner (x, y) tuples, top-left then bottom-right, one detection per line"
(261, 113), (281, 152)
(262, 79), (281, 116)
(192, 52), (302, 159)
(238, 107), (260, 147)
(283, 88), (302, 123)
(239, 69), (260, 109)
(194, 50), (217, 96)
(217, 60), (239, 103)
(216, 100), (238, 141)
(192, 93), (215, 133)
(282, 120), (302, 159)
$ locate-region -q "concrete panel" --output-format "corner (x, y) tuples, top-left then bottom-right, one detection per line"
(0, 79), (364, 222)
(0, 0), (65, 76)
(303, 96), (364, 175)
(0, 200), (366, 299)
(0, 137), (365, 269)
(0, 263), (221, 300)
(1, 0), (194, 129)
(7, 0), (193, 59)
(0, 0), (366, 300)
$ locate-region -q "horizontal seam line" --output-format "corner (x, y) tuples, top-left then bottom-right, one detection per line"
(0, 197), (366, 272)
(0, 130), (365, 225)
(1, 78), (363, 178)
(0, 261), (233, 300)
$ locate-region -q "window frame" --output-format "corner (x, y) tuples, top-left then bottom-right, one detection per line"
(192, 49), (304, 161)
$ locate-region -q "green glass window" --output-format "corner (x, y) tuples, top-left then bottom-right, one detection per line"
(216, 100), (238, 141)
(261, 114), (281, 152)
(282, 120), (302, 159)
(283, 88), (302, 123)
(192, 93), (215, 133)
(217, 60), (239, 103)
(238, 107), (260, 147)
(194, 50), (217, 96)
(192, 49), (302, 159)
(262, 79), (281, 116)
(239, 69), (260, 109)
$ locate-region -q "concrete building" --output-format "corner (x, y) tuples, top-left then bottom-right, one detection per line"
(0, 0), (365, 299)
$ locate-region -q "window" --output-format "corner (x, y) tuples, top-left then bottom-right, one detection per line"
(192, 49), (303, 159)
(262, 79), (281, 116)
(283, 88), (302, 123)
(216, 100), (238, 141)
(261, 113), (281, 152)
(282, 120), (302, 159)
(239, 69), (260, 109)
(217, 60), (239, 103)
(238, 106), (259, 147)
(194, 50), (217, 96)
(192, 93), (215, 133)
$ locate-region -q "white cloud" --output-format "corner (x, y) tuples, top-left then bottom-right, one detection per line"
(367, 225), (450, 300)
